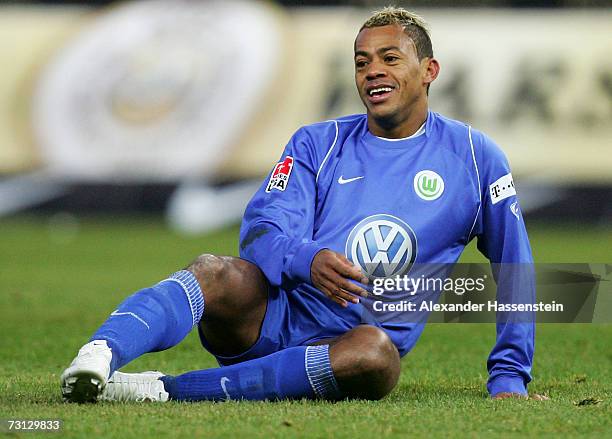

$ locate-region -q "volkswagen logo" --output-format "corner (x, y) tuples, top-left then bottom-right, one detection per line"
(345, 214), (417, 280)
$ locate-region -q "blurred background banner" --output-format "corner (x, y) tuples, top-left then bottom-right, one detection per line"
(0, 0), (610, 232)
(32, 0), (282, 182)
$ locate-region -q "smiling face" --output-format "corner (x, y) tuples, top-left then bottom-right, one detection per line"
(354, 24), (438, 137)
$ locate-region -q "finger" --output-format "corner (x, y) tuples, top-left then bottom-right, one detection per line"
(320, 279), (359, 304)
(328, 284), (360, 304)
(335, 288), (360, 304)
(335, 254), (369, 284)
(327, 290), (349, 307)
(320, 272), (363, 302)
(318, 280), (349, 307)
(346, 267), (370, 285)
(331, 295), (348, 307)
(334, 274), (369, 298)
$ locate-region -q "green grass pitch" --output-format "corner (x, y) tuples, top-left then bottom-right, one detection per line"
(0, 216), (610, 438)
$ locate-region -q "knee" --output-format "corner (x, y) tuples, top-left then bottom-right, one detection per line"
(356, 327), (400, 399)
(338, 326), (401, 400)
(185, 254), (266, 312)
(186, 254), (263, 290)
(186, 254), (228, 287)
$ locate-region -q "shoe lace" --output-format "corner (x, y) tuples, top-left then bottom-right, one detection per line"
(104, 375), (160, 402)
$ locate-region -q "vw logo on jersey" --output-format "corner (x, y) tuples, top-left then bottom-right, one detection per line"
(345, 214), (417, 280)
(414, 170), (444, 201)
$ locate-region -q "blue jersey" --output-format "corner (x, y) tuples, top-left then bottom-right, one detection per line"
(239, 110), (534, 396)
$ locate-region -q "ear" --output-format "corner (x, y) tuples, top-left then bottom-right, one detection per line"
(422, 58), (440, 86)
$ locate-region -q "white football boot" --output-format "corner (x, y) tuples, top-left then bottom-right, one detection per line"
(99, 371), (169, 402)
(61, 340), (112, 403)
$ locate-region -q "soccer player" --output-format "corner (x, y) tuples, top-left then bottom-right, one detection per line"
(61, 7), (538, 403)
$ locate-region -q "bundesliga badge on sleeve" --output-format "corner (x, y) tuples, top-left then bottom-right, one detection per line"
(266, 156), (294, 193)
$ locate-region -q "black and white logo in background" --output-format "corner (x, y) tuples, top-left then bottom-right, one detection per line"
(345, 214), (417, 281)
(33, 0), (281, 181)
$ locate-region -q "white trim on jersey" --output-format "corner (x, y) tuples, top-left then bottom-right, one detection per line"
(315, 120), (339, 183)
(467, 126), (482, 240)
(374, 122), (425, 141)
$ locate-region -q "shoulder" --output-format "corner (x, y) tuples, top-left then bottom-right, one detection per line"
(299, 114), (365, 136)
(430, 111), (512, 177)
(431, 111), (470, 132)
(432, 111), (508, 165)
(294, 114), (366, 151)
(467, 126), (509, 168)
(427, 112), (476, 163)
(284, 115), (365, 167)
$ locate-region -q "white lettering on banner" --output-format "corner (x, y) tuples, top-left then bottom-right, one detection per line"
(489, 173), (516, 204)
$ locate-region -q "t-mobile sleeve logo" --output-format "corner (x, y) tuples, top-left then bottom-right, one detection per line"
(489, 173), (516, 204)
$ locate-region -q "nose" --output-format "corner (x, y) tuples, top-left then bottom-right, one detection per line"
(365, 61), (387, 80)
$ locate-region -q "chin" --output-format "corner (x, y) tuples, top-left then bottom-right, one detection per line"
(369, 108), (397, 124)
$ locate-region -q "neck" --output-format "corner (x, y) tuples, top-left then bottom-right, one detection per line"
(367, 101), (428, 139)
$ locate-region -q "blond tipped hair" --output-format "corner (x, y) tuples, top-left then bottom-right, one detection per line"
(360, 6), (433, 60)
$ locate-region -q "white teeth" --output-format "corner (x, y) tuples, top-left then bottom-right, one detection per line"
(369, 87), (393, 96)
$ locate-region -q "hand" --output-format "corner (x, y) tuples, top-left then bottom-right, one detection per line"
(311, 249), (369, 307)
(492, 392), (550, 400)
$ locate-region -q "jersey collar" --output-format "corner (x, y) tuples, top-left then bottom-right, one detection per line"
(363, 111), (433, 149)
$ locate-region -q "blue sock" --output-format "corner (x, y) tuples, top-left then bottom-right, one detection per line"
(90, 270), (204, 374)
(160, 345), (342, 401)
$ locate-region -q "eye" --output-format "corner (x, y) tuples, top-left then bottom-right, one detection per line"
(384, 55), (399, 63)
(355, 60), (368, 69)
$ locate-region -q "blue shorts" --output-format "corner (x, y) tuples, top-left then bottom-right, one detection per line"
(199, 284), (364, 366)
(198, 283), (423, 366)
